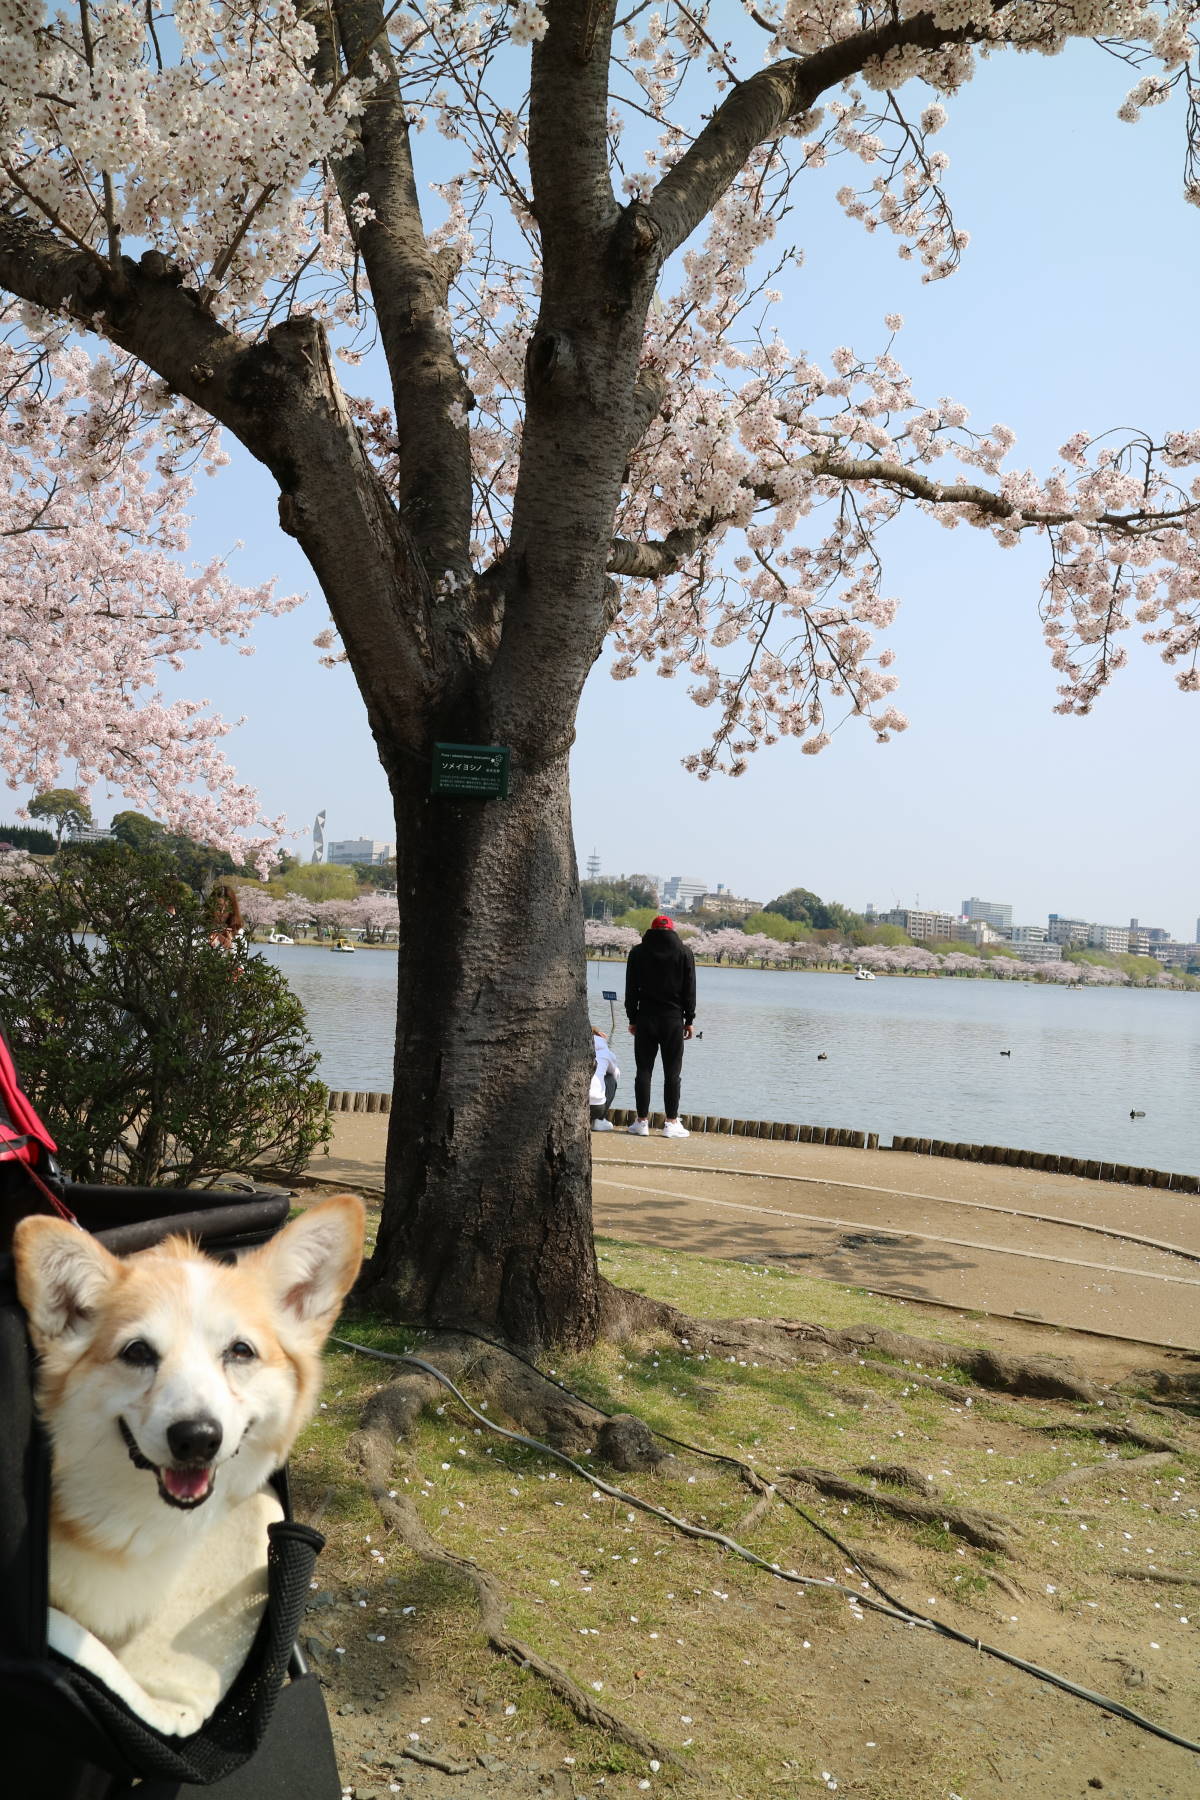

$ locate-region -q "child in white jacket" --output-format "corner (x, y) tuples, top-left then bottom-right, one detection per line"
(589, 1027), (620, 1131)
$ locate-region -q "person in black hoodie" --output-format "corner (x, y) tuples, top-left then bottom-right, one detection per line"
(624, 916), (697, 1138)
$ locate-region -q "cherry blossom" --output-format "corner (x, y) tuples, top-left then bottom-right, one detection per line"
(0, 1), (1197, 809)
(0, 309), (297, 856)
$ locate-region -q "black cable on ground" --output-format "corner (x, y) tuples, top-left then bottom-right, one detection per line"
(332, 1335), (1200, 1757)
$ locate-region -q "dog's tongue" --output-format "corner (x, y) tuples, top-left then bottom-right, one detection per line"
(162, 1466), (213, 1502)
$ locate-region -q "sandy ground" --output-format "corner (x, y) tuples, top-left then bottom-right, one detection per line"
(313, 1117), (1200, 1354)
(300, 1123), (1200, 1798)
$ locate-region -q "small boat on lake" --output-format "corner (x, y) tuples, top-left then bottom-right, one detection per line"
(331, 938), (356, 953)
(854, 966), (875, 981)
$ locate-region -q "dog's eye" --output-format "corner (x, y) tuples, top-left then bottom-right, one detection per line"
(225, 1340), (257, 1363)
(119, 1339), (159, 1368)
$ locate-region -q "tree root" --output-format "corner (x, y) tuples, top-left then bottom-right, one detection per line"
(1030, 1420), (1179, 1453)
(853, 1360), (980, 1404)
(1036, 1451), (1178, 1493)
(1106, 1567), (1200, 1589)
(1117, 1366), (1200, 1408)
(985, 1570), (1026, 1604)
(350, 1344), (674, 1765)
(731, 1488), (777, 1535)
(856, 1463), (937, 1496)
(766, 1321), (1102, 1403)
(598, 1281), (1103, 1402)
(781, 1466), (1018, 1554)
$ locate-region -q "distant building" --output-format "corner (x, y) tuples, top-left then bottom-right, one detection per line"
(694, 889), (761, 919)
(327, 838), (395, 866)
(962, 896), (1013, 929)
(1010, 925), (1049, 945)
(954, 919), (1005, 946)
(996, 941), (1062, 963)
(66, 824), (114, 844)
(1151, 941), (1200, 969)
(1088, 923), (1131, 954)
(659, 875), (709, 913)
(883, 907), (958, 942)
(1047, 915), (1089, 946)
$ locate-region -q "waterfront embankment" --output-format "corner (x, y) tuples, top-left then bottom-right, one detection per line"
(309, 1113), (1200, 1353)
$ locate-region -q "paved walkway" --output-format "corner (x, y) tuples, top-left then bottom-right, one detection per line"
(314, 1116), (1200, 1351)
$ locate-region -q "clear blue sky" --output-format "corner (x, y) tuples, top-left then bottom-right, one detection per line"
(50, 42), (1200, 936)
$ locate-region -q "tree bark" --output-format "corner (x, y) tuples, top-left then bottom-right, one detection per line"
(361, 735), (600, 1351)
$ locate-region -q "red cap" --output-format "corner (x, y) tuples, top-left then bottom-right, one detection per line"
(650, 915), (675, 931)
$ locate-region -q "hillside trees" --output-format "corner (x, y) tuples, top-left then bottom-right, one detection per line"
(1, 2), (1198, 1347)
(764, 887), (864, 933)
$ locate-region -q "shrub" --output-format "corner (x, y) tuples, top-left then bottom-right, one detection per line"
(0, 846), (329, 1186)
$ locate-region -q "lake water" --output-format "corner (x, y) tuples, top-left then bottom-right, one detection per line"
(258, 947), (1200, 1174)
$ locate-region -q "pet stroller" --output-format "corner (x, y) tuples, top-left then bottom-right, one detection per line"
(0, 1027), (343, 1800)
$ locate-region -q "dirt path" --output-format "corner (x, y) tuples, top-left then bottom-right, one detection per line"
(313, 1119), (1200, 1352)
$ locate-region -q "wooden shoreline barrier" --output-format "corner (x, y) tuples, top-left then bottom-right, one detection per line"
(323, 1090), (1200, 1195)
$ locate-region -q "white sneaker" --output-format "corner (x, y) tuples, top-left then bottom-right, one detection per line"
(662, 1119), (690, 1139)
(626, 1118), (650, 1136)
(592, 1118), (614, 1132)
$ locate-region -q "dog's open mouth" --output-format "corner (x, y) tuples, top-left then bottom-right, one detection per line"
(158, 1464), (216, 1507)
(118, 1418), (216, 1511)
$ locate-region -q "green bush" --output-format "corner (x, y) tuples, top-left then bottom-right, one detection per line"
(0, 846), (330, 1186)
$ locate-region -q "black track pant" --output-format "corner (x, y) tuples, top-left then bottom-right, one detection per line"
(633, 1007), (685, 1118)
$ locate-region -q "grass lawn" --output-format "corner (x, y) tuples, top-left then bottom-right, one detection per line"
(291, 1235), (1200, 1799)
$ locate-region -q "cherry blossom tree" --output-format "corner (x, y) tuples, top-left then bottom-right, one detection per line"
(234, 883), (283, 934)
(0, 311), (297, 853)
(355, 892), (400, 940)
(1, 1), (1198, 1345)
(584, 918), (640, 954)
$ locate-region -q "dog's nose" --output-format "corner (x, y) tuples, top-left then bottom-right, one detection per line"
(166, 1417), (223, 1464)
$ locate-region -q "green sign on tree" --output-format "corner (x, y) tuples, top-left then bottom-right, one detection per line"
(431, 743), (510, 800)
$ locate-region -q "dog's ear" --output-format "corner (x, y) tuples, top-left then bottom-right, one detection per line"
(13, 1217), (120, 1345)
(249, 1195), (365, 1336)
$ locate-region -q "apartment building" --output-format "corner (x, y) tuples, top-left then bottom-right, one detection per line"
(883, 907), (958, 942)
(962, 896), (1013, 928)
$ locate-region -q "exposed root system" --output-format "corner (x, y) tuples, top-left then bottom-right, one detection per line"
(1031, 1420), (1179, 1453)
(350, 1341), (674, 1764)
(782, 1465), (1018, 1554)
(599, 1281), (1106, 1403)
(1036, 1450), (1179, 1492)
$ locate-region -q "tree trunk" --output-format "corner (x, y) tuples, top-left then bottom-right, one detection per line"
(360, 734), (601, 1351)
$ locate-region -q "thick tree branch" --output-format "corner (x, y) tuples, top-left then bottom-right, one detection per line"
(645, 14), (980, 261)
(0, 211), (441, 737)
(607, 443), (1196, 589)
(329, 0), (473, 575)
(608, 515), (716, 577)
(798, 452), (1198, 533)
(529, 0), (622, 253)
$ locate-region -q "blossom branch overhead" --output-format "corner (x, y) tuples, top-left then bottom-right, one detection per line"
(0, 0), (1197, 816)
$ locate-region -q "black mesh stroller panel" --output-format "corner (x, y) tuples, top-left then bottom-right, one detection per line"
(56, 1520), (324, 1785)
(1, 1177), (343, 1799)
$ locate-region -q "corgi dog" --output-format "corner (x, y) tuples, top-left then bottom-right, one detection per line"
(14, 1194), (364, 1655)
